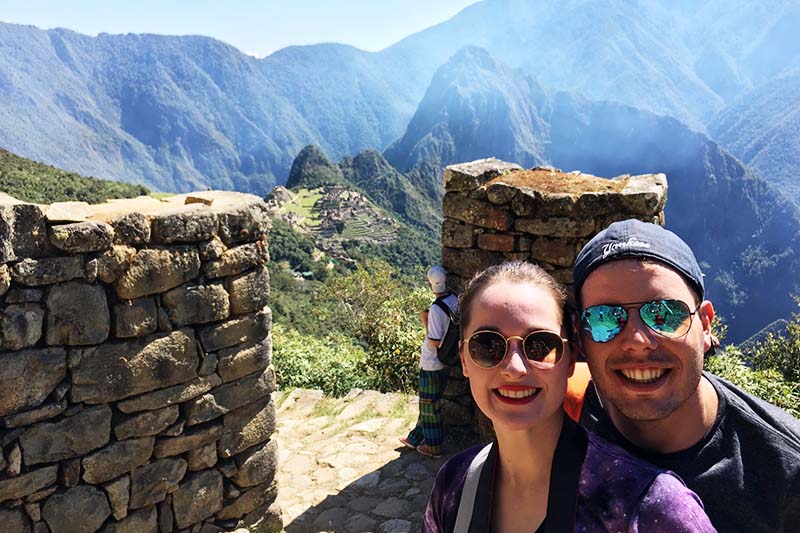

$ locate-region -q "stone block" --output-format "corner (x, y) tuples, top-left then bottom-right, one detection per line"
(101, 505), (156, 533)
(0, 508), (30, 533)
(114, 298), (158, 338)
(0, 466), (57, 503)
(158, 495), (173, 532)
(60, 459), (81, 488)
(219, 396), (276, 459)
(8, 443), (21, 475)
(96, 245), (137, 284)
(45, 281), (109, 345)
(215, 201), (270, 246)
(185, 367), (276, 426)
(150, 206), (218, 244)
(441, 219), (475, 249)
(5, 287), (43, 303)
(618, 173), (668, 215)
(3, 301), (45, 349)
(529, 237), (581, 267)
(154, 424), (222, 459)
(476, 233), (515, 252)
(109, 212), (151, 244)
(0, 264), (10, 296)
(0, 347), (66, 417)
(45, 201), (90, 223)
(187, 443), (217, 471)
(203, 241), (268, 279)
(441, 247), (503, 278)
(70, 329), (198, 404)
(442, 193), (513, 230)
(231, 438), (277, 488)
(114, 406), (180, 440)
(198, 237), (226, 262)
(1, 201), (48, 259)
(3, 400), (67, 428)
(103, 476), (130, 520)
(485, 181), (519, 205)
(162, 283), (230, 327)
(117, 374), (222, 413)
(129, 458), (187, 509)
(48, 221), (114, 253)
(215, 480), (278, 521)
(115, 247), (200, 300)
(11, 257), (84, 286)
(19, 405), (111, 465)
(42, 485), (111, 533)
(82, 437), (155, 484)
(172, 470), (223, 529)
(216, 337), (272, 383)
(198, 307), (271, 352)
(159, 419), (184, 437)
(227, 267), (269, 315)
(515, 217), (596, 238)
(443, 158), (522, 191)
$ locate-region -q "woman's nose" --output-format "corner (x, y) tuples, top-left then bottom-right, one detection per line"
(500, 340), (529, 376)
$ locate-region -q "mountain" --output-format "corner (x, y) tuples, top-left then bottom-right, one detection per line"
(708, 71), (800, 203)
(0, 147), (148, 204)
(386, 47), (800, 342)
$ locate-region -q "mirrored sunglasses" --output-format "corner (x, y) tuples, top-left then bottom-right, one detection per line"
(580, 299), (700, 343)
(465, 330), (567, 369)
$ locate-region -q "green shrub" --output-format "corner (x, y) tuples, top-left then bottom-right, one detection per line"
(743, 300), (800, 383)
(705, 348), (800, 418)
(272, 324), (370, 397)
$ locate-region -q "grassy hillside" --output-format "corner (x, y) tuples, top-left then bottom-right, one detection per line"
(0, 148), (149, 204)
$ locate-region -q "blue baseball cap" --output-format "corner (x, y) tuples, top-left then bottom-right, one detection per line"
(573, 219), (704, 301)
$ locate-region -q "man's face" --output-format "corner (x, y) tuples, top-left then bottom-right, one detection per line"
(579, 259), (714, 422)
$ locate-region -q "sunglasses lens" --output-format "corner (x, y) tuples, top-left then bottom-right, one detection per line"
(640, 299), (692, 337)
(581, 305), (627, 343)
(524, 331), (563, 365)
(468, 331), (507, 368)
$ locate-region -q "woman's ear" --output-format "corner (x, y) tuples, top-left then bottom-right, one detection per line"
(459, 340), (469, 377)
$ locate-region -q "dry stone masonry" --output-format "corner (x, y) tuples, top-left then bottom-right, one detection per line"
(0, 191), (280, 533)
(439, 158), (667, 431)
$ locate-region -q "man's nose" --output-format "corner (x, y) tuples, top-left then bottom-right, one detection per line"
(618, 311), (659, 352)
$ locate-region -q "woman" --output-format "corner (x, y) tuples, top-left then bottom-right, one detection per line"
(423, 261), (715, 532)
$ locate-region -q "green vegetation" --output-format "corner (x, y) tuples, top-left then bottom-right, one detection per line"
(742, 299), (800, 384)
(281, 188), (323, 226)
(0, 148), (149, 204)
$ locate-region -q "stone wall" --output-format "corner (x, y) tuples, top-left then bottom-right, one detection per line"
(0, 192), (280, 533)
(439, 158), (667, 432)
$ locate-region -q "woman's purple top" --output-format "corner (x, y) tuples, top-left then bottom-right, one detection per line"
(424, 417), (716, 532)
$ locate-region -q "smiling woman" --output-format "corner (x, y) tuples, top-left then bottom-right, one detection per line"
(423, 261), (717, 533)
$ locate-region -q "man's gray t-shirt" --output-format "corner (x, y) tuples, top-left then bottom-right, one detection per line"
(581, 372), (800, 532)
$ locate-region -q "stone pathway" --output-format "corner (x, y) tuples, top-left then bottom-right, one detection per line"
(271, 388), (474, 533)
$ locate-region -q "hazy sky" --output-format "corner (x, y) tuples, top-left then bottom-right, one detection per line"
(1, 0), (480, 56)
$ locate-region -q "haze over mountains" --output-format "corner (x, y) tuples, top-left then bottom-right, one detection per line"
(0, 0), (798, 340)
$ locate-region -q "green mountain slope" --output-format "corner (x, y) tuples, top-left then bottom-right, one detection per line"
(0, 147), (149, 203)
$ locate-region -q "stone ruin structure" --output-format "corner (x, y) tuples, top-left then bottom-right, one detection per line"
(438, 158), (667, 433)
(0, 191), (279, 532)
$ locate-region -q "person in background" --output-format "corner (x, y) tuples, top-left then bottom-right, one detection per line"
(569, 219), (800, 532)
(424, 261), (715, 532)
(401, 265), (457, 458)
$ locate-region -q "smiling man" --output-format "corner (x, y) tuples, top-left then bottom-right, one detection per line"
(570, 219), (800, 532)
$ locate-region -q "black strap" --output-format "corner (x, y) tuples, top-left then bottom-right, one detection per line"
(432, 295), (456, 322)
(543, 415), (589, 532)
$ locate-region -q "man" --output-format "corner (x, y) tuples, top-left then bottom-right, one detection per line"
(400, 265), (457, 458)
(569, 219), (800, 532)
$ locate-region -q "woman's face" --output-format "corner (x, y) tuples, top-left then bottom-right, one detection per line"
(460, 280), (575, 432)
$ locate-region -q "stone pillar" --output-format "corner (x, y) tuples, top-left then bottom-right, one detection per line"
(0, 191), (281, 532)
(440, 158), (667, 434)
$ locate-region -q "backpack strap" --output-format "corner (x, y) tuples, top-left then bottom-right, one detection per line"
(454, 442), (493, 533)
(432, 295), (456, 322)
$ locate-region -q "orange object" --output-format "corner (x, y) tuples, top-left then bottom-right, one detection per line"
(564, 362), (592, 422)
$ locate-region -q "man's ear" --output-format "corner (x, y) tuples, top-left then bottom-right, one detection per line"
(459, 340), (469, 378)
(699, 300), (716, 353)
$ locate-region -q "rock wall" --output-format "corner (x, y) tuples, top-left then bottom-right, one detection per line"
(439, 158), (667, 432)
(0, 192), (280, 533)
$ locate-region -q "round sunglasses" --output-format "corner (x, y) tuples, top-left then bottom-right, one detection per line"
(580, 299), (701, 343)
(464, 330), (567, 369)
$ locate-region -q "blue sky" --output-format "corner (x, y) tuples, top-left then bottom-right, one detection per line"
(1, 0), (480, 56)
